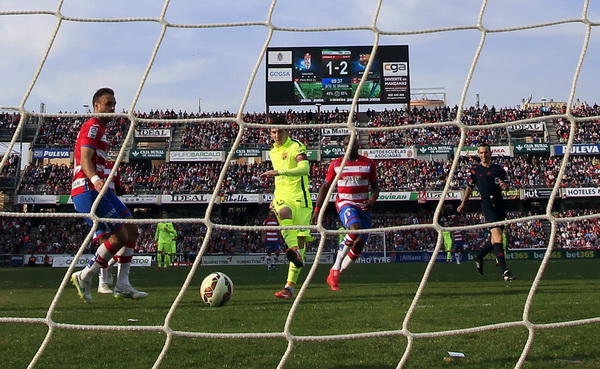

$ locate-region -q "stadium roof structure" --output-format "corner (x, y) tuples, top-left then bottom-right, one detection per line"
(410, 87), (446, 107)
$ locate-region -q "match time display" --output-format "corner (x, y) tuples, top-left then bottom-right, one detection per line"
(266, 45), (409, 106)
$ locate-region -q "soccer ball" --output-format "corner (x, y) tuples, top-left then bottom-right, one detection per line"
(200, 272), (234, 307)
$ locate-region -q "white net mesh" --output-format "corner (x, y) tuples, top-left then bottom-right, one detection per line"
(1, 1), (600, 368)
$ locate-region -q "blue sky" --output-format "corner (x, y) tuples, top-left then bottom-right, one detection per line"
(1, 0), (599, 115)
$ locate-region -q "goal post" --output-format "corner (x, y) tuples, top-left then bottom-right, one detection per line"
(365, 231), (387, 257)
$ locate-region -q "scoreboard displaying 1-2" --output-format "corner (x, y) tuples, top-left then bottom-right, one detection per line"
(266, 45), (409, 106)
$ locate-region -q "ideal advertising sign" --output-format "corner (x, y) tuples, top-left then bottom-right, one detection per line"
(134, 128), (171, 138)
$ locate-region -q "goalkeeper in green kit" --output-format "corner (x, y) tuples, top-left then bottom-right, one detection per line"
(261, 116), (313, 299)
(155, 211), (177, 270)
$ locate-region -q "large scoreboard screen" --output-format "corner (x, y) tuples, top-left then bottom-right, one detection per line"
(266, 45), (409, 106)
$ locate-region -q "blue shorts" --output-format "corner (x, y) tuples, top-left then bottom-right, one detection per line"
(339, 205), (371, 241)
(265, 241), (280, 253)
(72, 190), (131, 240)
(453, 241), (465, 251)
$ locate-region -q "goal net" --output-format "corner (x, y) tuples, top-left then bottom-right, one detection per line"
(1, 1), (600, 368)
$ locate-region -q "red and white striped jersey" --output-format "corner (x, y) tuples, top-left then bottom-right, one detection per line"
(103, 161), (122, 190)
(325, 155), (378, 212)
(71, 118), (109, 197)
(453, 230), (464, 243)
(263, 218), (280, 242)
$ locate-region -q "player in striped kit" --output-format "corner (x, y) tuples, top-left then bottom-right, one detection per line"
(97, 159), (127, 294)
(70, 88), (147, 303)
(452, 229), (465, 264)
(262, 210), (281, 270)
(312, 136), (380, 290)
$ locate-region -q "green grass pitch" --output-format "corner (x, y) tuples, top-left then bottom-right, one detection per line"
(1, 259), (599, 368)
(353, 81), (381, 99)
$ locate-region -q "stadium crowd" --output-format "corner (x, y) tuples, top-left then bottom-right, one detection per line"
(2, 103), (599, 151)
(366, 103), (600, 147)
(1, 208), (595, 258)
(0, 111), (23, 131)
(555, 209), (600, 248)
(34, 116), (128, 148)
(0, 154), (19, 188)
(13, 154), (600, 196)
(0, 104), (598, 259)
(3, 103), (599, 196)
